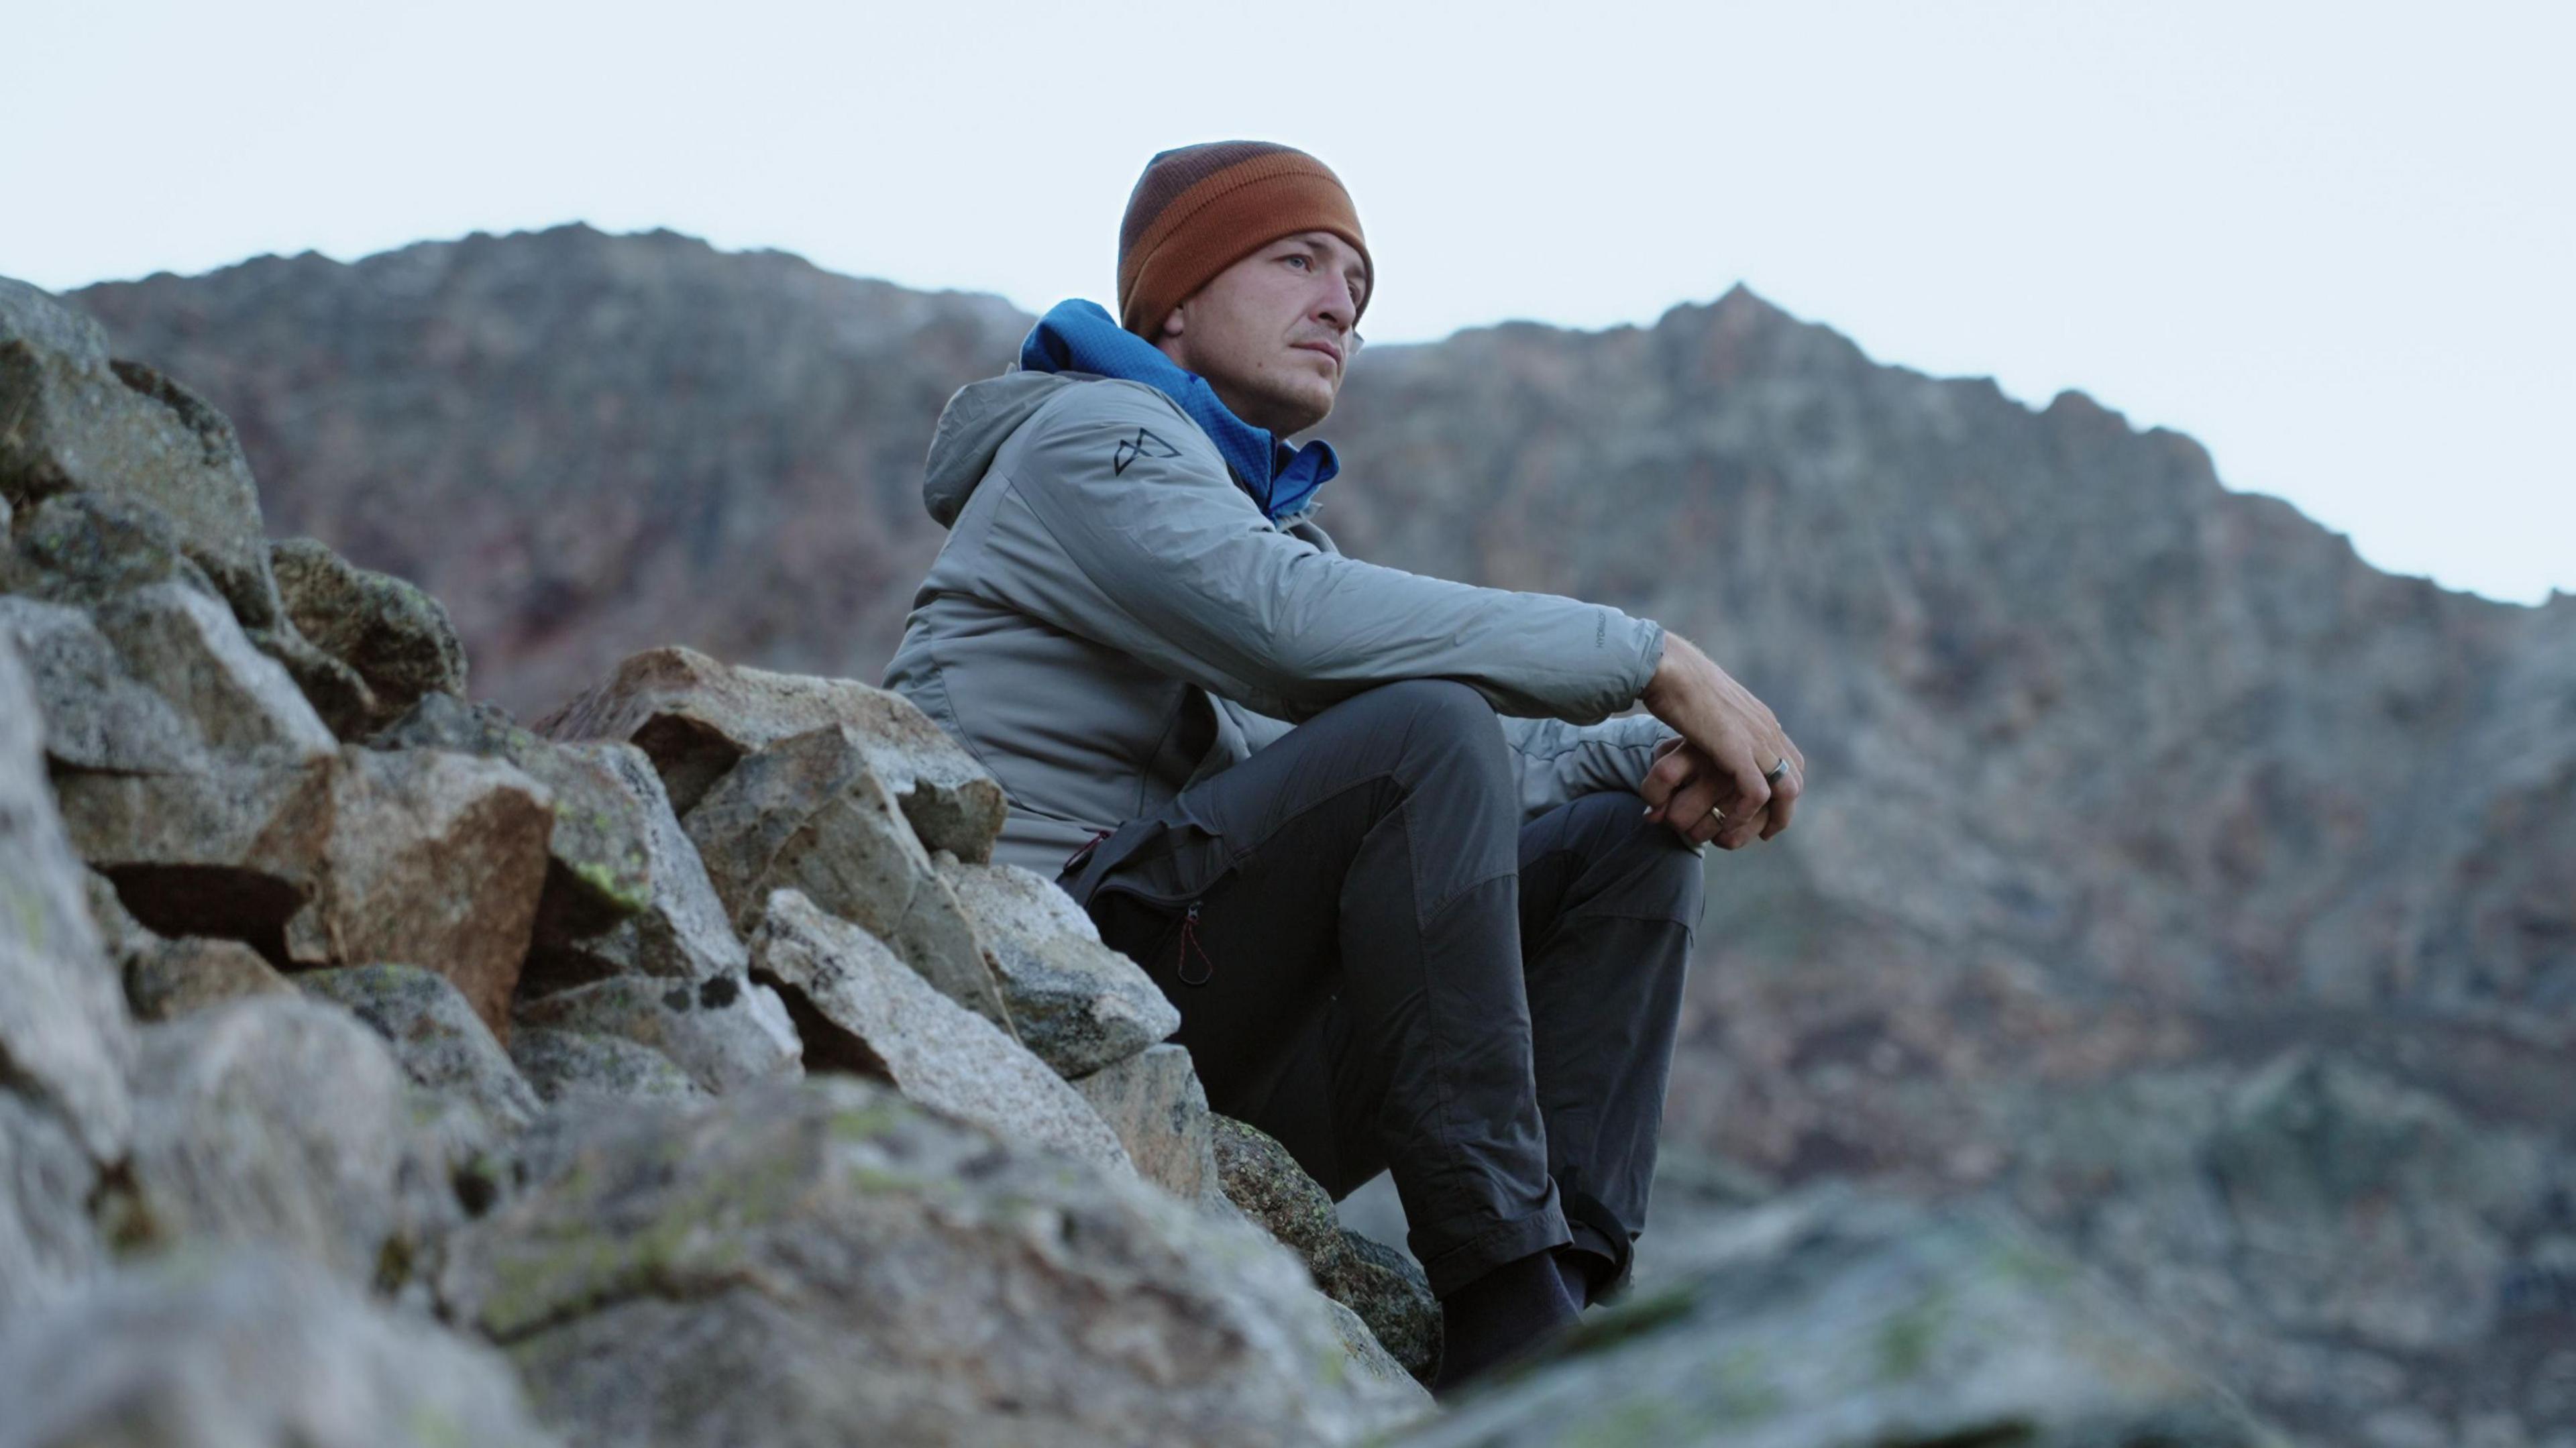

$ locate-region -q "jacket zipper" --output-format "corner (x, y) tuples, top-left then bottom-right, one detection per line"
(1174, 901), (1213, 987)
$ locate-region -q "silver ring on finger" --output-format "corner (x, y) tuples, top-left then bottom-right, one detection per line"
(1764, 757), (1791, 785)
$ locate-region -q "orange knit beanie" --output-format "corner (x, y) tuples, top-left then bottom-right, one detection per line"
(1116, 141), (1373, 340)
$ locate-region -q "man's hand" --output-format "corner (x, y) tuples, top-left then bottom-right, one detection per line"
(1637, 633), (1805, 850)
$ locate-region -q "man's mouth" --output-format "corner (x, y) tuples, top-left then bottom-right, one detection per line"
(1292, 339), (1344, 368)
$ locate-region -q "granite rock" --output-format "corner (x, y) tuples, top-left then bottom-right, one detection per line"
(938, 854), (1178, 1078)
(684, 723), (1009, 1032)
(517, 738), (751, 993)
(1070, 1042), (1222, 1208)
(436, 1074), (1432, 1447)
(0, 632), (135, 1166)
(511, 971), (800, 1097)
(0, 277), (281, 628)
(370, 693), (653, 949)
(748, 889), (1128, 1177)
(534, 644), (1005, 860)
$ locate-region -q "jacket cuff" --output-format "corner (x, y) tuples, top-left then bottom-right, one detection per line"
(1625, 618), (1668, 708)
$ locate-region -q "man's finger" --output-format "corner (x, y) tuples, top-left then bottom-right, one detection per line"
(1638, 746), (1699, 812)
(1658, 763), (1721, 830)
(1759, 769), (1801, 840)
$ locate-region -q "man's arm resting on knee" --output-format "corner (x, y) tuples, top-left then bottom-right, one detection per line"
(985, 384), (1664, 725)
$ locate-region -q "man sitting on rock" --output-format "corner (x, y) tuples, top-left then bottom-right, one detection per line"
(883, 140), (1804, 1394)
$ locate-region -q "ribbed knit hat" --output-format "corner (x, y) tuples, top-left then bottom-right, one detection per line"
(1116, 141), (1372, 340)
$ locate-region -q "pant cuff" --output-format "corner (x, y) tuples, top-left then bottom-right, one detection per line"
(1415, 1200), (1574, 1300)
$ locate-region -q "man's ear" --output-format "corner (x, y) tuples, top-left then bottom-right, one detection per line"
(1157, 302), (1186, 341)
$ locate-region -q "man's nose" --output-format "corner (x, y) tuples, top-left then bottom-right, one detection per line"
(1311, 278), (1354, 333)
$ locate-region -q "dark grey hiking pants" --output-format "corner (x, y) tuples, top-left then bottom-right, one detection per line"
(1053, 679), (1703, 1300)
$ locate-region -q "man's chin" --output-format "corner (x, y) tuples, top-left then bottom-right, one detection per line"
(1258, 386), (1336, 438)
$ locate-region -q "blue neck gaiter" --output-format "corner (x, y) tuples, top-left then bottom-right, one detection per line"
(1018, 298), (1340, 522)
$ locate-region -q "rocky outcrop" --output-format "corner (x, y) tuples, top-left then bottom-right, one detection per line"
(2, 269), (1449, 1446)
(436, 1075), (1425, 1448)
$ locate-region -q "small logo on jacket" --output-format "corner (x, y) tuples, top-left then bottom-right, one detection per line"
(1112, 427), (1181, 476)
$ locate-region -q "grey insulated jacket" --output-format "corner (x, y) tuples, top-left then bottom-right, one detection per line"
(880, 369), (1676, 878)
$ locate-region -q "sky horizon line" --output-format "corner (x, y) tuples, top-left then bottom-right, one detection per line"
(40, 218), (2566, 614)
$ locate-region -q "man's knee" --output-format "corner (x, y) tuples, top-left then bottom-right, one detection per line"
(1343, 679), (1510, 781)
(1566, 790), (1706, 929)
(1360, 678), (1499, 737)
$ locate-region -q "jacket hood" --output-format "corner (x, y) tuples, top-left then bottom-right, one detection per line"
(921, 369), (1087, 528)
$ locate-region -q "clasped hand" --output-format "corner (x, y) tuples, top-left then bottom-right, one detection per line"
(1635, 632), (1805, 850)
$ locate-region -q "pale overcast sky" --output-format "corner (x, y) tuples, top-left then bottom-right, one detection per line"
(8, 1), (2569, 604)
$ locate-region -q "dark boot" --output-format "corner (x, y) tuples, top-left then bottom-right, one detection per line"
(1431, 1247), (1581, 1399)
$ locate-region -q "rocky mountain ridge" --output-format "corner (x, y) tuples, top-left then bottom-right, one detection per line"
(51, 225), (2576, 1444)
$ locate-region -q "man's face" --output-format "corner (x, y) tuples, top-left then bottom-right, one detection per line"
(1151, 230), (1368, 437)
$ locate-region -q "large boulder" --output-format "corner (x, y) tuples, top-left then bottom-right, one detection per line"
(0, 1249), (556, 1448)
(511, 972), (800, 1097)
(271, 535), (469, 726)
(685, 724), (1011, 1032)
(938, 853), (1179, 1077)
(0, 278), (282, 629)
(110, 995), (455, 1288)
(1397, 1190), (2280, 1447)
(436, 1074), (1432, 1447)
(371, 694), (653, 950)
(534, 645), (1004, 860)
(1211, 1113), (1441, 1385)
(748, 889), (1129, 1176)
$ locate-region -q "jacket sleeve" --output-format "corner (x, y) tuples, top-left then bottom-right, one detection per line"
(1498, 714), (1678, 822)
(982, 382), (1666, 724)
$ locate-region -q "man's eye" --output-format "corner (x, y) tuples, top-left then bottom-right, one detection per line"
(1283, 254), (1309, 270)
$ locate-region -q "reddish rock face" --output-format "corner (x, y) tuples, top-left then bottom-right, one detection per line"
(286, 748), (555, 1041)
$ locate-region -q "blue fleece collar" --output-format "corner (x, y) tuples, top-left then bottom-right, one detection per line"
(1018, 298), (1339, 522)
